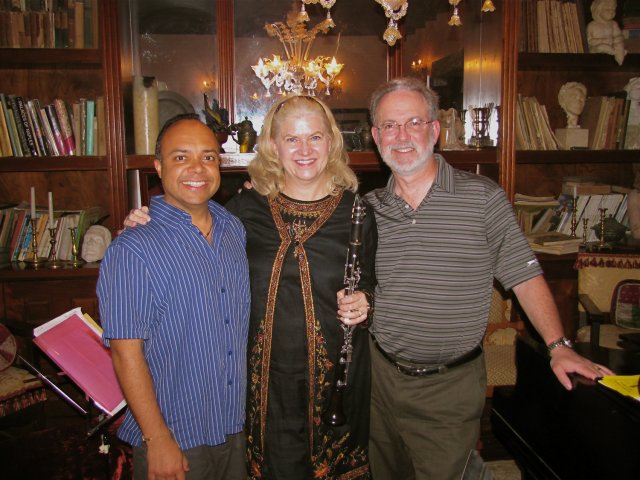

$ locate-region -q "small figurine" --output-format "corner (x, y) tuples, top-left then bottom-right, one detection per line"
(587, 0), (627, 66)
(437, 108), (465, 150)
(558, 82), (587, 129)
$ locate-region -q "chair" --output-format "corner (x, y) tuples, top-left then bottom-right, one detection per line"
(576, 279), (640, 349)
(0, 323), (47, 435)
(484, 285), (521, 396)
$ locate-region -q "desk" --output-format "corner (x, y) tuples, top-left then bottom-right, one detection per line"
(491, 336), (640, 480)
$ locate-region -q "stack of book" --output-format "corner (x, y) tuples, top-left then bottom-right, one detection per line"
(520, 0), (587, 53)
(580, 95), (631, 150)
(0, 203), (101, 262)
(526, 232), (583, 255)
(0, 0), (99, 49)
(514, 193), (560, 234)
(515, 95), (559, 150)
(0, 94), (106, 157)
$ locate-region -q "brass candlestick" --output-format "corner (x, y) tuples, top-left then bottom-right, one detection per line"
(47, 223), (65, 269)
(570, 197), (578, 238)
(69, 227), (85, 267)
(23, 217), (46, 267)
(596, 207), (611, 251)
(582, 218), (589, 245)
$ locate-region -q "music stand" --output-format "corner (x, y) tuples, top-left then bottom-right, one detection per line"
(25, 307), (126, 438)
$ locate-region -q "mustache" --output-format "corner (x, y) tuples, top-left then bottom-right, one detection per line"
(387, 141), (416, 150)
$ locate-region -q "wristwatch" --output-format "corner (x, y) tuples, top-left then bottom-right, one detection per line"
(547, 336), (573, 353)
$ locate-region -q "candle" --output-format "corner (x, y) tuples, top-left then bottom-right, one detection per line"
(48, 192), (54, 229)
(30, 187), (36, 219)
(573, 185), (577, 199)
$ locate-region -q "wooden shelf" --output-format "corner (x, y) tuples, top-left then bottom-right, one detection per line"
(0, 156), (107, 172)
(0, 262), (100, 280)
(127, 149), (497, 173)
(518, 53), (640, 72)
(0, 48), (102, 68)
(516, 150), (640, 164)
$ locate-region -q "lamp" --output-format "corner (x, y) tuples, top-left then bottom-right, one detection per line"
(252, 0), (343, 97)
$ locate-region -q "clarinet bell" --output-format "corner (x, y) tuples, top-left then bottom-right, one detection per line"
(321, 385), (346, 427)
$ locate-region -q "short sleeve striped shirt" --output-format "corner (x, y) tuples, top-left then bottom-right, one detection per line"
(98, 196), (250, 450)
(364, 154), (542, 364)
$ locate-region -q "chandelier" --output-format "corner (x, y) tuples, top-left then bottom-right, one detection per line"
(252, 0), (343, 97)
(449, 0), (496, 27)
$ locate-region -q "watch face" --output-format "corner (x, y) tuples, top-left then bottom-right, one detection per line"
(0, 324), (17, 371)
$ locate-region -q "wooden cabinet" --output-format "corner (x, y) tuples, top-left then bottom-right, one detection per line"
(500, 0), (639, 337)
(500, 1), (639, 200)
(0, 0), (125, 327)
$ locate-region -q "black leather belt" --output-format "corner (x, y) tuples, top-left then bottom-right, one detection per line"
(373, 339), (483, 376)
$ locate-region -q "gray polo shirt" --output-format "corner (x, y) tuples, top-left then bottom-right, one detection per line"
(365, 154), (542, 364)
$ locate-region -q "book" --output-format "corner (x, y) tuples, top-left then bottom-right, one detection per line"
(38, 105), (60, 156)
(0, 93), (19, 156)
(84, 98), (95, 155)
(528, 232), (583, 246)
(44, 103), (66, 155)
(26, 99), (47, 156)
(33, 307), (126, 416)
(7, 95), (34, 156)
(0, 101), (12, 156)
(53, 98), (76, 155)
(95, 95), (105, 155)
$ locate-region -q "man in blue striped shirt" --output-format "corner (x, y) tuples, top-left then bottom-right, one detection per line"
(98, 114), (250, 480)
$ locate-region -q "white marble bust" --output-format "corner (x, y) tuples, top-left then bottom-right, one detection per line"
(558, 82), (587, 128)
(587, 0), (627, 66)
(81, 225), (112, 263)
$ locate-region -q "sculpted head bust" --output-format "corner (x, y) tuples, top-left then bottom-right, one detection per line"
(81, 225), (112, 263)
(558, 82), (587, 128)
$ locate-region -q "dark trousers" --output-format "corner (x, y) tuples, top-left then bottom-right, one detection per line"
(133, 431), (247, 480)
(369, 337), (487, 480)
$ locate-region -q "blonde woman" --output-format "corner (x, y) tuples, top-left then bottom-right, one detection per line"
(124, 96), (376, 479)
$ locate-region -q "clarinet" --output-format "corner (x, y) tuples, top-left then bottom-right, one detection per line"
(322, 194), (365, 427)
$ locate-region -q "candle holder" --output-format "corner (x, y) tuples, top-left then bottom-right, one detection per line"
(23, 217), (47, 267)
(47, 223), (65, 269)
(595, 207), (612, 252)
(582, 218), (589, 245)
(570, 197), (578, 238)
(69, 227), (85, 267)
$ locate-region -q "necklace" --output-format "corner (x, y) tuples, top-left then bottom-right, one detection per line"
(199, 216), (213, 240)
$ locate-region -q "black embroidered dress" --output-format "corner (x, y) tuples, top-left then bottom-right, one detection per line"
(226, 188), (376, 480)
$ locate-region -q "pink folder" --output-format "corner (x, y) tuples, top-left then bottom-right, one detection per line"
(33, 307), (125, 416)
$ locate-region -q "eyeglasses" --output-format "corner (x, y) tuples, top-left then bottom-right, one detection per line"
(375, 118), (435, 137)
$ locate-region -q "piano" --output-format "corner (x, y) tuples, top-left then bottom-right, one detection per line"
(491, 335), (640, 480)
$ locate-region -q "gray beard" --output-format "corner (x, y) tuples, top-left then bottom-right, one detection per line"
(380, 143), (431, 176)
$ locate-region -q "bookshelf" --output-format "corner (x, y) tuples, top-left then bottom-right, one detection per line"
(0, 0), (124, 328)
(503, 2), (639, 199)
(501, 0), (640, 337)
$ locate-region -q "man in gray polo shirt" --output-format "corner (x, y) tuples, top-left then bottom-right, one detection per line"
(364, 77), (613, 480)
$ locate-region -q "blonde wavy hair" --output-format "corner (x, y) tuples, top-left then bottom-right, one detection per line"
(248, 95), (358, 197)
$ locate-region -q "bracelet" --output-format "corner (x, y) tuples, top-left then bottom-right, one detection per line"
(141, 431), (173, 444)
(546, 336), (573, 353)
